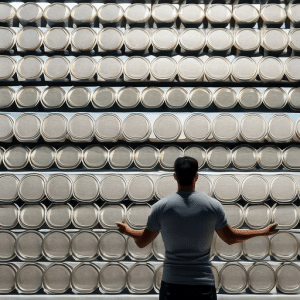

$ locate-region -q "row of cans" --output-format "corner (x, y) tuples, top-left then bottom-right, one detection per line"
(2, 143), (300, 171)
(2, 86), (300, 111)
(1, 172), (300, 204)
(0, 3), (298, 27)
(1, 55), (300, 82)
(0, 112), (300, 144)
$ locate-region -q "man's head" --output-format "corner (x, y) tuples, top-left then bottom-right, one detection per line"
(174, 156), (198, 187)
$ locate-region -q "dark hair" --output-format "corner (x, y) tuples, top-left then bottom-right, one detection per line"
(174, 156), (198, 186)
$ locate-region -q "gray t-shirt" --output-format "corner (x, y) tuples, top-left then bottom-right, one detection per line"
(146, 190), (228, 286)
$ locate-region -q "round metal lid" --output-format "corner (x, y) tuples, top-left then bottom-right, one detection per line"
(257, 146), (283, 170)
(98, 28), (123, 51)
(240, 114), (267, 142)
(152, 4), (177, 23)
(0, 27), (15, 51)
(100, 175), (127, 203)
(44, 56), (70, 80)
(14, 113), (41, 142)
(285, 57), (300, 81)
(213, 88), (237, 109)
(213, 175), (241, 203)
(154, 113), (181, 141)
(0, 175), (19, 203)
(17, 56), (43, 80)
(29, 144), (56, 170)
(179, 4), (205, 24)
(242, 235), (269, 261)
(16, 263), (43, 293)
(204, 57), (231, 81)
(242, 175), (269, 203)
(178, 57), (204, 81)
(211, 264), (219, 290)
(212, 114), (239, 142)
(0, 114), (13, 141)
(128, 175), (154, 202)
(272, 204), (299, 229)
(98, 3), (124, 24)
(207, 146), (231, 170)
(189, 87), (212, 109)
(150, 57), (177, 81)
(56, 145), (82, 169)
(124, 4), (151, 23)
(206, 4), (232, 23)
(289, 29), (300, 51)
(231, 57), (257, 82)
(16, 231), (43, 261)
(0, 231), (16, 261)
(97, 56), (123, 80)
(83, 145), (108, 169)
(259, 57), (284, 81)
(0, 263), (16, 293)
(220, 263), (247, 293)
(4, 145), (29, 170)
(46, 174), (73, 203)
(16, 86), (40, 109)
(44, 27), (70, 51)
(70, 3), (97, 23)
(42, 231), (71, 261)
(73, 174), (100, 202)
(0, 86), (14, 108)
(261, 4), (286, 23)
(99, 230), (127, 261)
(141, 87), (164, 108)
(263, 87), (287, 110)
(276, 263), (300, 293)
(152, 28), (178, 51)
(133, 145), (160, 170)
(183, 145), (206, 169)
(288, 4), (300, 23)
(233, 4), (259, 23)
(165, 87), (188, 108)
(124, 56), (150, 81)
(0, 204), (18, 229)
(117, 87), (140, 109)
(195, 174), (213, 196)
(95, 114), (122, 142)
(92, 87), (116, 109)
(124, 28), (151, 51)
(288, 87), (300, 109)
(67, 87), (91, 108)
(43, 3), (70, 23)
(207, 29), (233, 51)
(46, 204), (73, 229)
(71, 231), (98, 261)
(244, 203), (272, 229)
(41, 87), (66, 109)
(0, 3), (15, 22)
(126, 235), (153, 261)
(238, 88), (262, 109)
(99, 203), (126, 228)
(71, 28), (96, 51)
(263, 29), (288, 51)
(283, 146), (300, 170)
(109, 145), (134, 169)
(214, 234), (243, 260)
(0, 56), (16, 79)
(71, 56), (96, 80)
(232, 145), (257, 170)
(16, 27), (43, 51)
(155, 174), (177, 199)
(16, 3), (43, 23)
(152, 232), (165, 261)
(159, 145), (184, 170)
(19, 203), (46, 229)
(234, 29), (260, 52)
(268, 114), (295, 142)
(270, 175), (298, 203)
(222, 203), (244, 228)
(41, 113), (68, 142)
(68, 113), (95, 142)
(127, 263), (154, 293)
(179, 28), (205, 51)
(18, 174), (46, 202)
(73, 204), (99, 228)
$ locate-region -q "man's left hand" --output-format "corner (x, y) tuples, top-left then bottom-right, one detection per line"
(115, 221), (129, 234)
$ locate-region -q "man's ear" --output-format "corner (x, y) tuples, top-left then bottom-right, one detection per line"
(174, 173), (177, 181)
(194, 173), (199, 182)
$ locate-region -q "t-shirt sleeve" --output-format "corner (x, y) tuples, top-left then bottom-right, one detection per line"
(215, 201), (228, 230)
(146, 202), (161, 232)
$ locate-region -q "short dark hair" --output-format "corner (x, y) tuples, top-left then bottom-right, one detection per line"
(174, 156), (198, 186)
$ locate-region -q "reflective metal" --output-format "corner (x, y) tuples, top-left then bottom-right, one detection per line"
(133, 145), (160, 170)
(29, 144), (56, 170)
(153, 113), (181, 141)
(56, 145), (82, 170)
(19, 203), (46, 229)
(46, 174), (73, 203)
(46, 204), (73, 229)
(244, 203), (272, 229)
(4, 145), (30, 170)
(16, 87), (40, 109)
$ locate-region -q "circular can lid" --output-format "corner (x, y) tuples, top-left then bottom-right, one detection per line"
(213, 87), (237, 109)
(262, 29), (288, 51)
(117, 87), (140, 109)
(150, 56), (177, 81)
(4, 145), (29, 170)
(18, 173), (46, 202)
(211, 265), (219, 290)
(207, 146), (231, 170)
(288, 87), (300, 109)
(178, 57), (204, 81)
(257, 146), (283, 170)
(183, 145), (206, 169)
(141, 87), (164, 108)
(179, 28), (206, 51)
(98, 28), (123, 51)
(152, 28), (178, 51)
(83, 145), (108, 169)
(233, 4), (259, 23)
(244, 203), (272, 229)
(43, 263), (72, 293)
(99, 230), (127, 261)
(124, 4), (150, 23)
(16, 231), (44, 261)
(214, 234), (243, 260)
(242, 175), (270, 203)
(71, 27), (96, 51)
(189, 87), (212, 109)
(238, 88), (262, 109)
(99, 263), (127, 293)
(0, 114), (14, 141)
(56, 145), (82, 169)
(212, 114), (239, 142)
(109, 145), (134, 169)
(179, 4), (205, 24)
(41, 87), (66, 109)
(92, 87), (116, 109)
(234, 29), (260, 52)
(29, 144), (56, 169)
(0, 56), (16, 79)
(44, 56), (70, 80)
(43, 3), (70, 23)
(231, 57), (257, 82)
(17, 56), (43, 80)
(97, 56), (123, 80)
(263, 87), (287, 110)
(283, 146), (300, 170)
(0, 3), (16, 22)
(207, 29), (233, 51)
(44, 27), (70, 51)
(95, 114), (122, 142)
(155, 174), (177, 199)
(222, 203), (244, 228)
(73, 204), (99, 228)
(0, 263), (17, 293)
(42, 231), (70, 261)
(0, 231), (16, 261)
(124, 28), (151, 51)
(14, 113), (41, 142)
(127, 263), (154, 293)
(41, 113), (68, 142)
(16, 86), (40, 109)
(67, 87), (91, 108)
(288, 4), (300, 23)
(285, 57), (300, 81)
(0, 203), (19, 229)
(204, 56), (231, 81)
(133, 145), (160, 170)
(124, 56), (150, 81)
(46, 174), (73, 203)
(0, 27), (16, 51)
(16, 27), (43, 51)
(16, 263), (43, 293)
(213, 175), (241, 203)
(232, 145), (257, 170)
(71, 231), (98, 261)
(98, 3), (124, 23)
(272, 204), (299, 229)
(276, 263), (300, 293)
(270, 175), (298, 203)
(159, 145), (184, 170)
(0, 174), (19, 202)
(128, 175), (155, 202)
(71, 56), (96, 80)
(0, 86), (15, 108)
(220, 263), (247, 293)
(153, 113), (182, 141)
(261, 4), (286, 23)
(289, 29), (300, 50)
(73, 174), (100, 202)
(268, 114), (295, 142)
(68, 113), (95, 142)
(126, 235), (153, 261)
(258, 57), (284, 81)
(242, 235), (270, 260)
(99, 203), (126, 228)
(100, 175), (127, 202)
(70, 3), (97, 23)
(46, 204), (73, 229)
(240, 114), (267, 142)
(152, 4), (178, 23)
(19, 203), (46, 229)
(195, 174), (213, 196)
(206, 4), (232, 23)
(17, 3), (43, 23)
(152, 232), (165, 260)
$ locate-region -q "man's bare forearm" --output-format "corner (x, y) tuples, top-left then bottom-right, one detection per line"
(230, 227), (268, 244)
(124, 227), (144, 239)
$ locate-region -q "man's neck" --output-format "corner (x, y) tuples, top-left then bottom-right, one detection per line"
(178, 185), (195, 192)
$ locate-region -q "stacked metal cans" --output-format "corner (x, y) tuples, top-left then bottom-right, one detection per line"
(1, 1), (300, 298)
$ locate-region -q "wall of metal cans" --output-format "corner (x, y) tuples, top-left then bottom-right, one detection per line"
(1, 1), (300, 299)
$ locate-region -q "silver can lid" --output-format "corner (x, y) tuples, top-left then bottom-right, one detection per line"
(0, 56), (16, 80)
(41, 113), (68, 142)
(99, 230), (126, 261)
(14, 113), (41, 142)
(270, 175), (298, 203)
(262, 29), (288, 51)
(152, 4), (178, 23)
(155, 174), (177, 199)
(124, 56), (150, 81)
(153, 233), (165, 260)
(288, 4), (300, 23)
(46, 174), (73, 203)
(116, 87), (140, 109)
(0, 263), (16, 293)
(204, 56), (231, 81)
(206, 4), (232, 24)
(288, 87), (300, 109)
(128, 175), (154, 202)
(231, 57), (257, 82)
(244, 203), (272, 229)
(263, 87), (287, 110)
(99, 203), (126, 228)
(222, 203), (244, 228)
(126, 235), (153, 261)
(212, 114), (239, 142)
(238, 88), (262, 109)
(268, 114), (295, 142)
(0, 174), (19, 203)
(73, 174), (99, 202)
(3, 145), (29, 170)
(43, 3), (70, 24)
(19, 203), (46, 229)
(97, 56), (123, 81)
(71, 27), (96, 51)
(98, 3), (124, 24)
(272, 204), (299, 229)
(133, 145), (159, 170)
(71, 56), (96, 80)
(211, 264), (219, 290)
(285, 57), (300, 81)
(276, 263), (300, 293)
(124, 28), (151, 51)
(150, 57), (177, 81)
(0, 204), (18, 229)
(242, 236), (270, 261)
(213, 88), (237, 109)
(92, 87), (116, 109)
(127, 263), (154, 293)
(0, 86), (15, 108)
(95, 114), (122, 142)
(184, 145), (206, 169)
(16, 27), (43, 51)
(0, 3), (15, 22)
(234, 29), (260, 52)
(71, 231), (98, 261)
(159, 145), (184, 170)
(67, 87), (91, 108)
(233, 4), (259, 23)
(73, 204), (99, 228)
(207, 146), (231, 170)
(179, 4), (205, 24)
(42, 231), (71, 261)
(179, 28), (206, 51)
(44, 56), (70, 80)
(0, 113), (14, 141)
(29, 144), (56, 169)
(83, 145), (108, 169)
(46, 204), (73, 229)
(195, 175), (213, 196)
(289, 29), (300, 51)
(214, 234), (243, 260)
(242, 175), (269, 203)
(16, 3), (43, 24)
(100, 175), (127, 203)
(109, 145), (134, 169)
(98, 28), (123, 51)
(16, 231), (43, 261)
(17, 56), (43, 80)
(16, 263), (43, 293)
(261, 4), (286, 24)
(240, 114), (267, 142)
(283, 146), (300, 170)
(257, 146), (283, 170)
(70, 3), (97, 23)
(232, 145), (257, 170)
(44, 27), (70, 51)
(0, 27), (15, 51)
(68, 113), (95, 142)
(189, 87), (212, 109)
(258, 57), (284, 81)
(18, 173), (46, 202)
(213, 175), (241, 203)
(153, 113), (182, 141)
(16, 86), (40, 109)
(178, 57), (204, 81)
(41, 87), (66, 109)
(0, 231), (16, 261)
(124, 4), (151, 23)
(207, 29), (233, 51)
(141, 87), (164, 108)
(152, 28), (178, 51)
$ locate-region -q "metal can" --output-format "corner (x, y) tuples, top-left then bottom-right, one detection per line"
(289, 29), (300, 53)
(126, 203), (152, 229)
(15, 86), (40, 109)
(242, 236), (270, 261)
(95, 114), (122, 142)
(0, 263), (17, 293)
(212, 114), (239, 143)
(184, 145), (206, 169)
(108, 145), (134, 169)
(17, 55), (43, 81)
(204, 56), (231, 82)
(124, 56), (150, 81)
(234, 29), (260, 55)
(213, 87), (237, 109)
(206, 4), (232, 25)
(189, 87), (213, 109)
(206, 29), (233, 55)
(267, 114), (295, 143)
(73, 174), (100, 203)
(0, 56), (16, 80)
(0, 3), (16, 26)
(238, 88), (262, 109)
(41, 87), (66, 109)
(233, 4), (259, 24)
(141, 87), (164, 108)
(178, 28), (206, 54)
(71, 56), (96, 81)
(152, 4), (178, 25)
(0, 174), (19, 203)
(150, 56), (177, 82)
(14, 113), (41, 143)
(92, 87), (116, 109)
(195, 174), (213, 196)
(288, 87), (300, 110)
(211, 264), (219, 292)
(240, 114), (267, 143)
(262, 29), (288, 54)
(68, 113), (95, 143)
(241, 175), (270, 203)
(159, 145), (184, 170)
(99, 203), (127, 229)
(213, 175), (241, 203)
(0, 114), (14, 143)
(56, 145), (82, 169)
(98, 3), (124, 25)
(83, 145), (108, 170)
(287, 4), (300, 25)
(29, 144), (56, 170)
(276, 262), (300, 293)
(244, 203), (272, 229)
(71, 3), (97, 27)
(126, 234), (153, 260)
(41, 113), (68, 143)
(153, 233), (165, 261)
(97, 56), (123, 81)
(0, 27), (16, 52)
(124, 28), (151, 54)
(98, 28), (123, 52)
(66, 87), (91, 109)
(257, 146), (283, 170)
(44, 56), (70, 81)
(44, 27), (70, 52)
(221, 203), (244, 228)
(124, 4), (151, 25)
(178, 57), (204, 82)
(3, 145), (30, 170)
(133, 145), (160, 170)
(43, 3), (70, 27)
(116, 87), (141, 109)
(283, 146), (300, 170)
(207, 146), (231, 170)
(232, 145), (257, 170)
(270, 175), (298, 203)
(0, 231), (16, 261)
(179, 4), (205, 25)
(258, 57), (285, 82)
(214, 234), (243, 261)
(99, 175), (127, 203)
(271, 203), (299, 229)
(0, 203), (19, 229)
(152, 28), (178, 54)
(72, 203), (99, 228)
(0, 86), (15, 109)
(155, 174), (177, 199)
(16, 27), (43, 52)
(46, 174), (73, 203)
(285, 57), (300, 82)
(128, 175), (155, 202)
(231, 57), (258, 82)
(19, 203), (46, 229)
(263, 87), (287, 109)
(261, 4), (286, 25)
(16, 2), (43, 27)
(46, 203), (73, 229)
(71, 27), (97, 52)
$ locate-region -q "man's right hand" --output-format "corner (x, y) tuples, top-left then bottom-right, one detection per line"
(263, 223), (279, 236)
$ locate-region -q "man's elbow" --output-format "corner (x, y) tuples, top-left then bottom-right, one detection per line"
(226, 237), (236, 245)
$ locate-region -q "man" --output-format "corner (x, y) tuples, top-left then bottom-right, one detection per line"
(116, 156), (279, 299)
